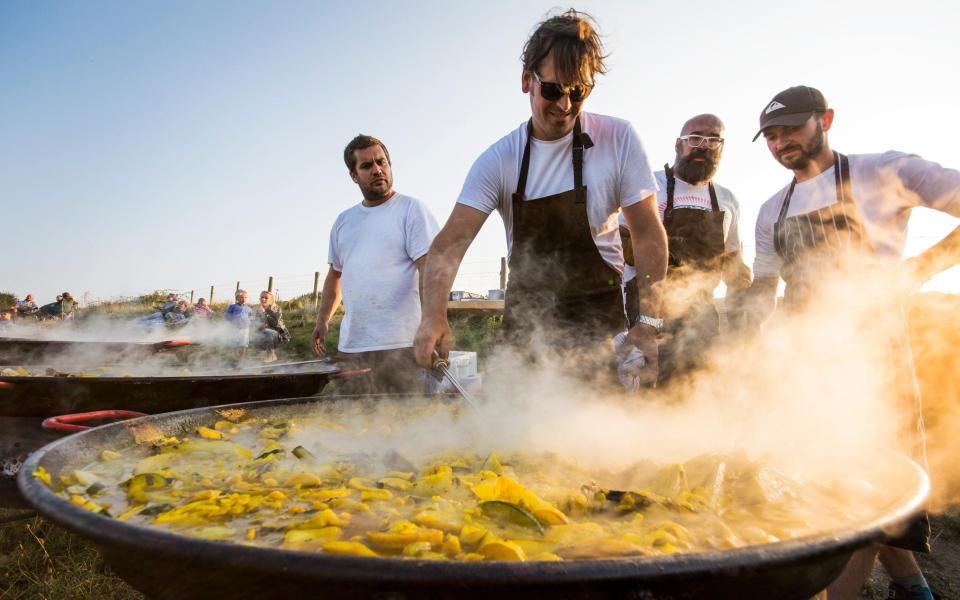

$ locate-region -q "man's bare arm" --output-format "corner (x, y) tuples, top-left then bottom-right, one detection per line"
(415, 255), (428, 305)
(720, 251), (753, 334)
(311, 266), (342, 356)
(742, 276), (779, 334)
(622, 196), (667, 319)
(722, 250), (753, 293)
(413, 204), (488, 367)
(901, 224), (960, 287)
(621, 196), (667, 386)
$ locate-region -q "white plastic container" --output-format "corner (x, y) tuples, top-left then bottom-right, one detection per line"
(427, 350), (479, 394)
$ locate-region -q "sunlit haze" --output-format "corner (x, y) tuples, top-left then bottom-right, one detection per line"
(3, 0), (958, 305)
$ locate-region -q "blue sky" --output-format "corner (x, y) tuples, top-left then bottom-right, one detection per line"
(3, 0), (959, 305)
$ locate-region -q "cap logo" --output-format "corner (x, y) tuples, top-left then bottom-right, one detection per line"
(765, 100), (786, 114)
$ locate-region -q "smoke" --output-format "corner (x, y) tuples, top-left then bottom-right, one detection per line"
(293, 258), (949, 523)
(1, 312), (277, 375)
(905, 293), (960, 511)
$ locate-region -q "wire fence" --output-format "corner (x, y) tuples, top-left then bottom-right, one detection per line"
(85, 259), (508, 307)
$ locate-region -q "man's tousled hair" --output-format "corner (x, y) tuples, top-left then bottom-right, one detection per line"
(343, 134), (391, 174)
(521, 8), (607, 87)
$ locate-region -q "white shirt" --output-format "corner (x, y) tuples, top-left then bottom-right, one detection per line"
(754, 151), (960, 278)
(328, 193), (439, 352)
(456, 112), (658, 274)
(620, 169), (742, 283)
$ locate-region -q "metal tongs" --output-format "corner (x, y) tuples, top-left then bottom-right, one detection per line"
(431, 350), (479, 410)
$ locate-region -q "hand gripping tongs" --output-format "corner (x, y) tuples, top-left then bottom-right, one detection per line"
(431, 350), (479, 410)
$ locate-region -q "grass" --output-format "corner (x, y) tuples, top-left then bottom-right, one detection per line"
(0, 510), (142, 599)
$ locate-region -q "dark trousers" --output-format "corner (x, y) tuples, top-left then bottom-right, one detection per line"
(333, 347), (426, 396)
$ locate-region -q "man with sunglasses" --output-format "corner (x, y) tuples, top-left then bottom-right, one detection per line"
(748, 85), (960, 600)
(621, 114), (751, 384)
(414, 9), (666, 388)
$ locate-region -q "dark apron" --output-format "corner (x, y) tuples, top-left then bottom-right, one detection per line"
(655, 165), (726, 383)
(503, 118), (626, 352)
(773, 151), (929, 552)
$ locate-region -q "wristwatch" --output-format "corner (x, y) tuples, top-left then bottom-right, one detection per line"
(633, 314), (663, 333)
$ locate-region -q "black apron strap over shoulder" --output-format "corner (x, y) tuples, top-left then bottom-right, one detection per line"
(516, 120), (534, 201)
(707, 182), (720, 212)
(836, 151), (847, 203)
(571, 119), (593, 197)
(663, 164), (720, 217)
(516, 118), (591, 203)
(664, 163), (676, 215)
(777, 150), (845, 223)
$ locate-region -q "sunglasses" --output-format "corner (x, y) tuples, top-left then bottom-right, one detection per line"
(531, 71), (592, 103)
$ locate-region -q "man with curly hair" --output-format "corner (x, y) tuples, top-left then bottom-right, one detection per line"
(415, 9), (666, 390)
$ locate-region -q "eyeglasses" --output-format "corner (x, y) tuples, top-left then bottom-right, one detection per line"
(679, 135), (724, 149)
(531, 71), (592, 103)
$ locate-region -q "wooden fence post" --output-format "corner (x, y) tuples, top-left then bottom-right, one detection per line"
(209, 286), (215, 305)
(313, 271), (320, 306)
(189, 290), (194, 303)
(267, 276), (273, 293)
(236, 281), (240, 292)
(499, 257), (507, 290)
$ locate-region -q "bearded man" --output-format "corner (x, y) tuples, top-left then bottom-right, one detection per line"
(621, 114), (751, 383)
(312, 134), (439, 394)
(749, 85), (960, 600)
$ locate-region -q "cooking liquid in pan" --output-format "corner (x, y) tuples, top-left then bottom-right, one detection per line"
(33, 400), (910, 562)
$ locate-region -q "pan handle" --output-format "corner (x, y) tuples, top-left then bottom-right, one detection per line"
(152, 339), (192, 351)
(42, 410), (149, 433)
(327, 368), (372, 380)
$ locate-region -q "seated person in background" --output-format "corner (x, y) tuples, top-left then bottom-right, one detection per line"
(15, 294), (39, 317)
(160, 293), (179, 315)
(164, 300), (190, 325)
(39, 293), (74, 320)
(253, 291), (289, 363)
(193, 298), (214, 318)
(59, 292), (75, 319)
(39, 295), (61, 319)
(0, 310), (12, 328)
(224, 289), (253, 365)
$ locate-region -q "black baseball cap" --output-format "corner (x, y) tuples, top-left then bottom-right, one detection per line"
(752, 85), (828, 141)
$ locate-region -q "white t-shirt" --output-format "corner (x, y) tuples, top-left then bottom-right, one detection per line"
(328, 193), (439, 352)
(754, 151), (960, 278)
(620, 169), (742, 283)
(457, 112), (658, 274)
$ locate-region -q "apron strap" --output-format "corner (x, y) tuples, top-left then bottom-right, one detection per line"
(664, 164), (720, 214)
(664, 163), (676, 217)
(777, 150), (846, 224)
(777, 178), (798, 223)
(516, 120), (534, 201)
(515, 117), (590, 202)
(707, 181), (720, 212)
(572, 118), (591, 192)
(834, 150), (844, 201)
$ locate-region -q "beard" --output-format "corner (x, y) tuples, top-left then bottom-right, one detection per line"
(776, 122), (825, 170)
(359, 175), (393, 203)
(674, 149), (718, 185)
